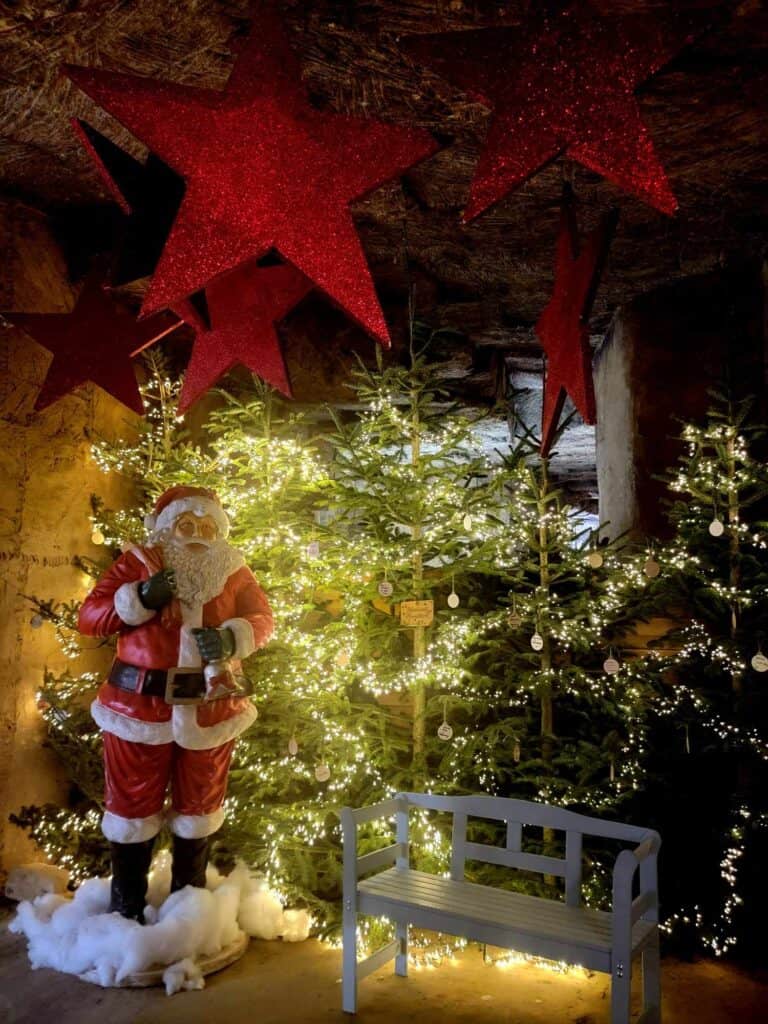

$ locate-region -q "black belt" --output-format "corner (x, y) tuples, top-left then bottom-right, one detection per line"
(108, 658), (205, 700)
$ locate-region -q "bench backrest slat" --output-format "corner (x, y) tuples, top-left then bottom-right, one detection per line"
(565, 830), (583, 907)
(464, 842), (567, 877)
(450, 812), (467, 881)
(399, 792), (651, 844)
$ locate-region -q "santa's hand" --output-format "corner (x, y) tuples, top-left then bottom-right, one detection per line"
(138, 569), (176, 610)
(192, 627), (235, 662)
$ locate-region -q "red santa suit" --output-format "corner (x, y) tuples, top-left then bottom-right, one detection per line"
(79, 543), (273, 844)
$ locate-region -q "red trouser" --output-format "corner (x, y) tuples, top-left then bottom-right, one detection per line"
(102, 732), (235, 839)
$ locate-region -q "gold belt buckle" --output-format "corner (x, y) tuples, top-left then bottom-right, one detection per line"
(164, 667), (206, 705)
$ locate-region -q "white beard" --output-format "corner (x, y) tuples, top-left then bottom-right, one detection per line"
(161, 536), (245, 608)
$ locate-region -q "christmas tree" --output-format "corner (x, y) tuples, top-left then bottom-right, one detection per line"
(440, 419), (660, 905)
(635, 393), (768, 958)
(12, 346), (512, 936)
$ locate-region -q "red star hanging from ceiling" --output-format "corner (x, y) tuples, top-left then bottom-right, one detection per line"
(404, 2), (703, 220)
(64, 2), (436, 345)
(3, 270), (181, 413)
(173, 262), (312, 412)
(537, 186), (618, 457)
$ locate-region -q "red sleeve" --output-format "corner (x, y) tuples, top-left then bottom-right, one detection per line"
(77, 550), (149, 637)
(233, 567), (274, 651)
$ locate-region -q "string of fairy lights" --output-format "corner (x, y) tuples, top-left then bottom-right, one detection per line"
(25, 366), (767, 964)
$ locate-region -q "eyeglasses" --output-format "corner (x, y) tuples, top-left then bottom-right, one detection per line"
(174, 513), (219, 540)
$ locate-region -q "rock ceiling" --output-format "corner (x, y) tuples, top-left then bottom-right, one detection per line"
(1, 0), (766, 499)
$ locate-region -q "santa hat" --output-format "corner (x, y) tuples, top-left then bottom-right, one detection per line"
(144, 485), (230, 539)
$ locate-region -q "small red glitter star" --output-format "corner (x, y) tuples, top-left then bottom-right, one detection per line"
(3, 270), (180, 413)
(537, 186), (617, 457)
(405, 2), (701, 219)
(174, 262), (312, 411)
(64, 4), (436, 344)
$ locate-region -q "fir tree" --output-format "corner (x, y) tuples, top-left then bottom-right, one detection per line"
(639, 393), (768, 957)
(13, 348), (511, 936)
(449, 422), (659, 903)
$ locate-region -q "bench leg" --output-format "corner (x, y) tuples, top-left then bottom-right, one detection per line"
(342, 906), (357, 1013)
(611, 957), (632, 1024)
(642, 934), (661, 1022)
(395, 922), (408, 977)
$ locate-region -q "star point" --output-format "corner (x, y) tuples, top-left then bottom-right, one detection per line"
(536, 188), (617, 456)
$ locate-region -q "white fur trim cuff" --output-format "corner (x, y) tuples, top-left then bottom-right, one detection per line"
(91, 699), (173, 745)
(114, 581), (156, 627)
(221, 617), (256, 660)
(171, 702), (258, 750)
(168, 807), (226, 839)
(102, 810), (163, 843)
(150, 497), (229, 539)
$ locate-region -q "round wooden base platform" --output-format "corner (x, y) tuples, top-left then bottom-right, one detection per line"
(115, 932), (249, 988)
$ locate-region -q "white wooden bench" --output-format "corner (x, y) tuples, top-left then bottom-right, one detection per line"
(340, 792), (661, 1023)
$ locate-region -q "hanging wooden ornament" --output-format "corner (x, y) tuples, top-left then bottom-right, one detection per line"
(751, 647), (768, 673)
(462, 514), (473, 531)
(513, 740), (521, 763)
(603, 651), (621, 675)
(305, 539), (320, 559)
(90, 529), (105, 545)
(709, 517), (725, 537)
(643, 554), (660, 578)
(378, 573), (393, 597)
(447, 576), (460, 609)
(507, 596), (522, 629)
(288, 735), (299, 757)
(609, 757), (616, 783)
(586, 550), (604, 569)
(437, 698), (453, 741)
(315, 763), (331, 782)
(530, 632), (544, 652)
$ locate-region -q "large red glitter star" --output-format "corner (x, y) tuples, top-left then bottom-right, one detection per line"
(174, 262), (312, 411)
(3, 270), (180, 413)
(537, 187), (617, 456)
(64, 4), (436, 345)
(404, 3), (701, 220)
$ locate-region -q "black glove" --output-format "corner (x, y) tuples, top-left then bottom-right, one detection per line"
(192, 627), (236, 663)
(137, 569), (176, 610)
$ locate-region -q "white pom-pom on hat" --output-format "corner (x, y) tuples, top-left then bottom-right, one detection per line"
(145, 485), (230, 539)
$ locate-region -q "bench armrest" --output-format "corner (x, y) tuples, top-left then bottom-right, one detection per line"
(611, 831), (661, 948)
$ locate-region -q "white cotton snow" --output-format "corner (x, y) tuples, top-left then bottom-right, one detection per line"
(9, 855), (311, 994)
(162, 958), (204, 995)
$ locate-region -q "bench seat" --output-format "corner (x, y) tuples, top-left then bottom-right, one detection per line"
(359, 866), (656, 974)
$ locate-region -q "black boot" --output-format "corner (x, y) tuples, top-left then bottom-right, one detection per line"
(171, 835), (210, 892)
(109, 838), (154, 923)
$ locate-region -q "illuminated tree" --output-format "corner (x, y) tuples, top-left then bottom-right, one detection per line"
(14, 349), (511, 933)
(638, 394), (768, 957)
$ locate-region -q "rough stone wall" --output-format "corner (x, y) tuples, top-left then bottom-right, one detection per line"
(0, 201), (138, 880)
(594, 315), (637, 538)
(594, 262), (767, 540)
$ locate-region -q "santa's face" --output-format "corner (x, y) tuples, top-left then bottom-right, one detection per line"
(172, 512), (220, 554)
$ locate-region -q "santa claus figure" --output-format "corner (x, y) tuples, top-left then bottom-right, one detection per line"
(78, 485), (273, 922)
